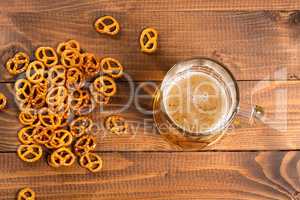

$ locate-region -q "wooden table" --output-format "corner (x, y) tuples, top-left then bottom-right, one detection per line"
(1, 0), (300, 199)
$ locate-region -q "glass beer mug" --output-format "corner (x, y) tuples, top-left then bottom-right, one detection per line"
(153, 58), (241, 150)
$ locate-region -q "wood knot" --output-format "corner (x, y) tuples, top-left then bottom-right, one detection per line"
(288, 11), (300, 25)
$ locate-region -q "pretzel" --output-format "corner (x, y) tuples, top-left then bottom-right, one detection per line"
(17, 144), (43, 163)
(35, 47), (58, 67)
(72, 97), (95, 116)
(93, 75), (116, 97)
(38, 107), (62, 128)
(57, 39), (80, 55)
(89, 84), (110, 105)
(70, 116), (94, 137)
(48, 65), (66, 86)
(61, 49), (83, 68)
(19, 110), (38, 126)
(140, 28), (158, 53)
(48, 129), (73, 148)
(6, 52), (30, 75)
(30, 84), (47, 109)
(49, 147), (75, 167)
(94, 16), (120, 36)
(74, 134), (97, 156)
(68, 88), (90, 110)
(100, 57), (123, 78)
(79, 152), (103, 172)
(33, 126), (52, 145)
(18, 126), (36, 144)
(46, 86), (68, 107)
(0, 92), (7, 110)
(105, 115), (128, 135)
(15, 79), (32, 102)
(66, 67), (85, 89)
(17, 187), (35, 200)
(81, 53), (100, 77)
(26, 61), (46, 84)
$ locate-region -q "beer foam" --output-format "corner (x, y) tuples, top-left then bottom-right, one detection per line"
(162, 70), (230, 135)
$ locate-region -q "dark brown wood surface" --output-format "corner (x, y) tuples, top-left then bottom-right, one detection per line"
(0, 0), (300, 199)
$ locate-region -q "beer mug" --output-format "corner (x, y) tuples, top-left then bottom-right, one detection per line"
(153, 58), (259, 150)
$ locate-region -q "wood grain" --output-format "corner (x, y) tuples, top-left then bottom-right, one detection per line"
(0, 80), (299, 151)
(0, 151), (300, 200)
(0, 0), (300, 11)
(0, 5), (300, 81)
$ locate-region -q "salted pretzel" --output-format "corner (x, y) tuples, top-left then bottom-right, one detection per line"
(105, 115), (128, 135)
(17, 187), (35, 200)
(70, 116), (94, 137)
(89, 84), (110, 105)
(49, 147), (75, 167)
(48, 65), (66, 86)
(93, 75), (117, 97)
(18, 126), (36, 144)
(35, 47), (58, 67)
(100, 57), (123, 78)
(61, 49), (83, 68)
(79, 152), (103, 172)
(140, 28), (158, 53)
(0, 92), (7, 110)
(74, 134), (97, 156)
(19, 110), (38, 126)
(6, 52), (30, 75)
(48, 129), (73, 148)
(38, 107), (62, 128)
(94, 16), (120, 36)
(32, 126), (52, 145)
(57, 39), (80, 55)
(66, 67), (85, 89)
(26, 61), (46, 84)
(15, 79), (32, 102)
(17, 144), (43, 163)
(81, 53), (100, 77)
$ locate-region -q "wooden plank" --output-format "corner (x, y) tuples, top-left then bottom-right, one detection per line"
(0, 151), (299, 200)
(0, 80), (299, 151)
(0, 9), (300, 81)
(0, 0), (300, 12)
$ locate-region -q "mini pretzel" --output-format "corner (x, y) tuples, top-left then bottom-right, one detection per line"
(6, 52), (30, 75)
(74, 134), (97, 156)
(35, 47), (58, 67)
(38, 107), (62, 128)
(17, 144), (43, 163)
(18, 187), (35, 200)
(66, 67), (85, 89)
(61, 49), (83, 68)
(68, 88), (90, 110)
(18, 126), (36, 144)
(140, 28), (158, 53)
(33, 126), (52, 145)
(93, 75), (117, 97)
(79, 152), (103, 172)
(70, 116), (94, 137)
(0, 92), (7, 110)
(57, 39), (80, 55)
(48, 65), (66, 86)
(26, 61), (46, 84)
(72, 97), (95, 116)
(15, 79), (32, 102)
(94, 16), (120, 36)
(50, 147), (75, 167)
(89, 84), (110, 105)
(100, 57), (123, 78)
(105, 115), (128, 135)
(46, 86), (68, 107)
(48, 129), (73, 148)
(19, 110), (38, 126)
(81, 53), (100, 77)
(30, 84), (46, 109)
